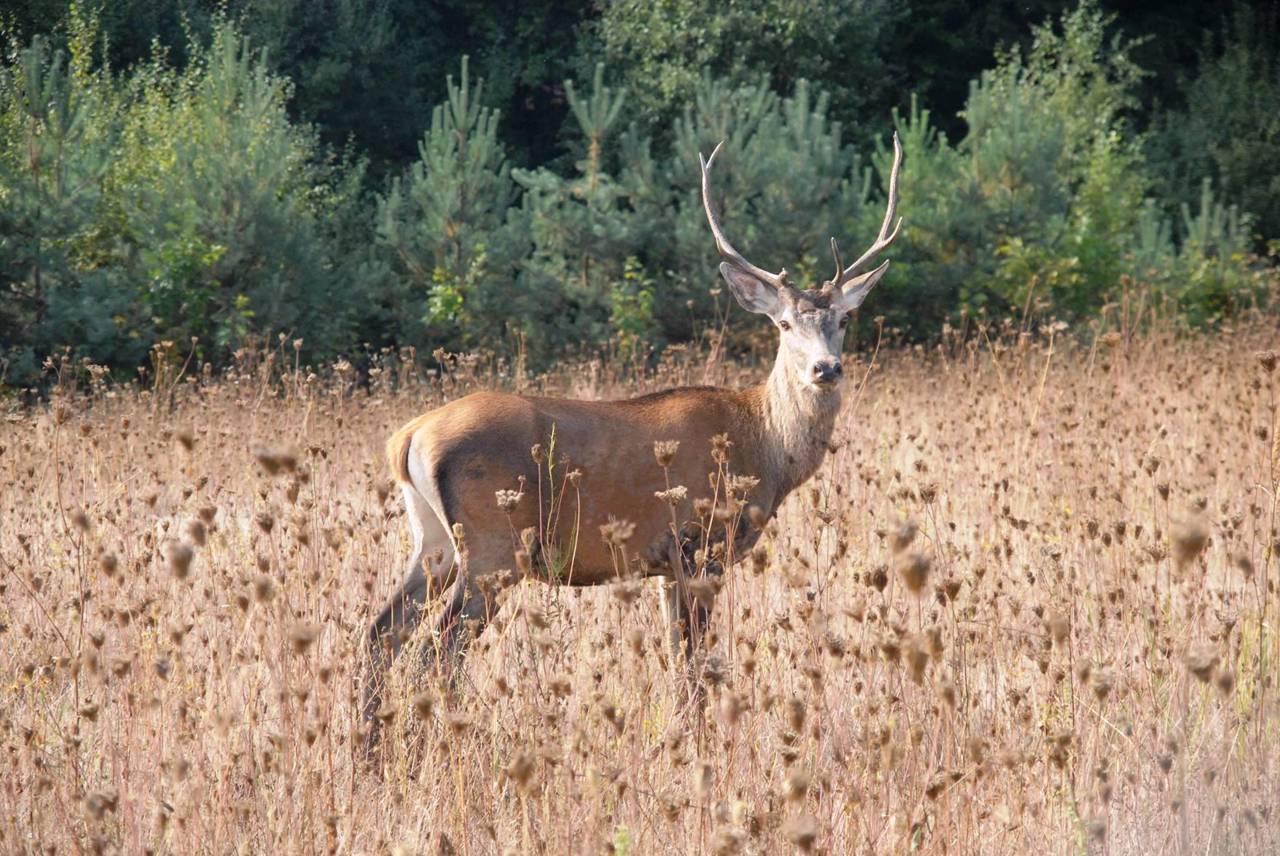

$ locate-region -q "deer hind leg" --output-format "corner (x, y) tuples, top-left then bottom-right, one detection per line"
(363, 482), (457, 729)
(434, 539), (518, 682)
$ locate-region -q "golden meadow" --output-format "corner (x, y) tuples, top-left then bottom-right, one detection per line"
(2, 311), (1278, 855)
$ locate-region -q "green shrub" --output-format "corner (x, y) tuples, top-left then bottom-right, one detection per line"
(376, 56), (520, 351)
(512, 64), (649, 355)
(2, 1), (1276, 384)
(660, 75), (871, 339)
(1, 15), (366, 384)
(112, 24), (361, 356)
(0, 22), (128, 381)
(962, 1), (1149, 316)
(1148, 9), (1280, 248)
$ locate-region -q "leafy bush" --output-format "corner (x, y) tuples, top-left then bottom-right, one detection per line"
(376, 56), (520, 351)
(512, 64), (647, 355)
(960, 1), (1149, 316)
(659, 75), (871, 339)
(2, 1), (1276, 385)
(887, 1), (1265, 328)
(1, 15), (365, 385)
(1147, 9), (1280, 248)
(111, 25), (362, 355)
(0, 22), (132, 380)
(592, 0), (894, 140)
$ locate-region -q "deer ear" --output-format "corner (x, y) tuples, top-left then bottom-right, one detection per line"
(720, 263), (781, 317)
(835, 259), (890, 311)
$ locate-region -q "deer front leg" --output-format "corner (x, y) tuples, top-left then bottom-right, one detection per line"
(663, 537), (714, 709)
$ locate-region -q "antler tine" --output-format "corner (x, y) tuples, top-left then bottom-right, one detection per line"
(700, 142), (785, 289)
(829, 237), (845, 286)
(834, 131), (903, 289)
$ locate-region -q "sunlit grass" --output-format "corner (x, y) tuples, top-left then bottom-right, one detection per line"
(2, 321), (1278, 854)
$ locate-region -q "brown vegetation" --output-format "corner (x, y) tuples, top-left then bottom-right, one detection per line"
(2, 320), (1278, 854)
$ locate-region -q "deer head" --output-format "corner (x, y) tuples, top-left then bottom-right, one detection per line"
(700, 133), (902, 391)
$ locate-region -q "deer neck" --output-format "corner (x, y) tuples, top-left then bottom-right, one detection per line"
(757, 350), (842, 502)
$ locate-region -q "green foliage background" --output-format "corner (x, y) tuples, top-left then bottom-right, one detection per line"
(1, 0), (1277, 384)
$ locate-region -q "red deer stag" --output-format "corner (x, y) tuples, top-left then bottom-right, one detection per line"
(365, 134), (902, 726)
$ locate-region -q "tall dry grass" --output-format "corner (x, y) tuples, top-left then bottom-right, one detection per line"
(2, 319), (1278, 855)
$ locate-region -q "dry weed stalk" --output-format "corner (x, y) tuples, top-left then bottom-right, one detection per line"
(1, 320), (1278, 854)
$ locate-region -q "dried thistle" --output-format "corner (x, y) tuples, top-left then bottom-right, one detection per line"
(505, 751), (536, 789)
(654, 440), (680, 468)
(1047, 612), (1070, 646)
(600, 517), (636, 546)
(655, 486), (688, 506)
(896, 552), (931, 595)
(165, 541), (194, 580)
(783, 768), (811, 802)
(185, 518), (206, 547)
(1091, 667), (1114, 701)
(1172, 516), (1209, 569)
(890, 519), (918, 554)
(1215, 668), (1235, 696)
(289, 621), (320, 654)
(1185, 644), (1218, 683)
(785, 697), (806, 732)
(252, 574), (275, 603)
(495, 489), (524, 513)
(412, 692), (435, 720)
(782, 812), (818, 851)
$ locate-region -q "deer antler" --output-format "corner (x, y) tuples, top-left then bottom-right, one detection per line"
(828, 132), (903, 292)
(700, 142), (789, 290)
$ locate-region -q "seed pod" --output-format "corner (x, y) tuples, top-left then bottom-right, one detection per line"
(782, 812), (818, 851)
(252, 574), (275, 603)
(1185, 644), (1217, 683)
(1172, 517), (1209, 569)
(896, 553), (930, 595)
(1047, 612), (1070, 646)
(166, 542), (194, 580)
(505, 751), (536, 789)
(786, 697), (806, 732)
(185, 518), (207, 547)
(890, 519), (918, 554)
(654, 440), (679, 468)
(412, 691), (435, 720)
(783, 768), (811, 802)
(289, 622), (319, 654)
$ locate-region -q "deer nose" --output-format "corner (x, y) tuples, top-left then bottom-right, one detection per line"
(812, 359), (843, 384)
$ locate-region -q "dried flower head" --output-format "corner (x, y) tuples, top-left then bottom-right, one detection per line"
(289, 621), (320, 655)
(1172, 516), (1209, 568)
(890, 519), (918, 554)
(654, 440), (680, 468)
(782, 812), (818, 851)
(505, 751), (536, 789)
(896, 552), (931, 594)
(1185, 644), (1218, 683)
(495, 489), (524, 513)
(655, 486), (688, 506)
(784, 768), (811, 802)
(165, 541), (194, 580)
(600, 517), (636, 546)
(412, 691), (435, 720)
(252, 574), (276, 603)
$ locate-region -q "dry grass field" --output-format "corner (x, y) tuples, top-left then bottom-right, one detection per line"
(2, 316), (1279, 855)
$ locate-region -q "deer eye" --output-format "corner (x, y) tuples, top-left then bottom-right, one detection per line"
(778, 320), (791, 332)
(838, 316), (849, 328)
